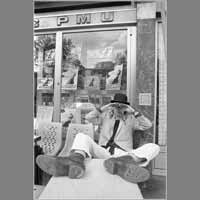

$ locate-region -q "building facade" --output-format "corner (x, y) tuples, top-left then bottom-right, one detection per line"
(34, 1), (167, 176)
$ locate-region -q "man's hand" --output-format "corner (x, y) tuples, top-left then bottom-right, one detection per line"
(95, 105), (102, 113)
(133, 111), (142, 118)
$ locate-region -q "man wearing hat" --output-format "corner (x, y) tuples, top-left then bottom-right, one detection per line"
(37, 93), (160, 183)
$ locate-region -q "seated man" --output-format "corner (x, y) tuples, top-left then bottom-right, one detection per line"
(36, 93), (160, 184)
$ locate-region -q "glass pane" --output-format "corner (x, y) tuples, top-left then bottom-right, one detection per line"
(34, 34), (56, 120)
(60, 30), (127, 133)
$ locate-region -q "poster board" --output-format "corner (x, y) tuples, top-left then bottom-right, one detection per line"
(37, 77), (54, 90)
(62, 68), (78, 90)
(106, 64), (123, 90)
(84, 76), (100, 90)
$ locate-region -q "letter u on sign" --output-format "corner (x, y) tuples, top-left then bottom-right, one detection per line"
(101, 12), (114, 22)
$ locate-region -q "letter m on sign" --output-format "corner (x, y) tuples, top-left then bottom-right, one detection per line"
(76, 14), (91, 24)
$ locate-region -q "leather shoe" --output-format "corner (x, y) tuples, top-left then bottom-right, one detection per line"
(36, 153), (85, 178)
(104, 155), (150, 183)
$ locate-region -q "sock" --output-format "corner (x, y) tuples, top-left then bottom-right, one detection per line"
(129, 153), (147, 163)
(73, 150), (87, 158)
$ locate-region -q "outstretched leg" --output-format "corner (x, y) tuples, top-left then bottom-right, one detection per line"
(36, 152), (85, 178)
(104, 143), (160, 183)
(71, 132), (111, 159)
(104, 155), (150, 183)
(36, 132), (111, 178)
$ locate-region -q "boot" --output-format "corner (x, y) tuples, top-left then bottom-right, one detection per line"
(103, 155), (150, 183)
(116, 155), (147, 164)
(36, 152), (85, 179)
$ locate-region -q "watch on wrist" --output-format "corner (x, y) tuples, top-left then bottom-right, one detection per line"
(96, 107), (102, 113)
(134, 111), (142, 118)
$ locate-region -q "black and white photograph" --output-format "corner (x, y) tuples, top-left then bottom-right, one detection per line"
(84, 75), (100, 90)
(62, 68), (79, 90)
(37, 77), (54, 90)
(33, 1), (167, 199)
(106, 64), (123, 90)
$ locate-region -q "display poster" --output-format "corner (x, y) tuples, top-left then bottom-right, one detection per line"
(84, 75), (100, 90)
(37, 77), (54, 90)
(62, 68), (78, 90)
(44, 49), (55, 65)
(106, 64), (123, 90)
(36, 106), (53, 122)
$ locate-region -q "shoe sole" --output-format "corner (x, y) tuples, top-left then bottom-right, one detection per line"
(104, 157), (150, 183)
(36, 155), (84, 178)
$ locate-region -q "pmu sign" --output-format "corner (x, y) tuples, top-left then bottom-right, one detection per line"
(57, 13), (94, 26)
(34, 9), (136, 30)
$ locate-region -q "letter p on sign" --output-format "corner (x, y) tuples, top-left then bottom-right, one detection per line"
(57, 16), (69, 26)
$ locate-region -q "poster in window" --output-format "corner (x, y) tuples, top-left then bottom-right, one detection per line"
(62, 68), (78, 90)
(37, 77), (54, 90)
(84, 76), (100, 90)
(44, 49), (55, 65)
(106, 64), (123, 90)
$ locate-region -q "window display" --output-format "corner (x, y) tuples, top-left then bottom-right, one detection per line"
(84, 76), (100, 90)
(34, 30), (129, 131)
(37, 77), (54, 90)
(62, 68), (78, 90)
(60, 30), (127, 126)
(34, 34), (56, 115)
(106, 64), (123, 90)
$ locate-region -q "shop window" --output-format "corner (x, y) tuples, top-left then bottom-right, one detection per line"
(60, 30), (127, 126)
(34, 34), (56, 115)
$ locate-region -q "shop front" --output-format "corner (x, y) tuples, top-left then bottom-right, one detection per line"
(34, 1), (166, 177)
(34, 5), (137, 119)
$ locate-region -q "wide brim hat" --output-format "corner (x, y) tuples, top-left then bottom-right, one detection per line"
(110, 93), (130, 105)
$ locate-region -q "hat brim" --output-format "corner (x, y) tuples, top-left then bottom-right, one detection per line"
(110, 100), (130, 105)
(101, 102), (135, 113)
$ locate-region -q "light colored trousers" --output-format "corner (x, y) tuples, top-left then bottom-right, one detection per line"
(71, 133), (160, 167)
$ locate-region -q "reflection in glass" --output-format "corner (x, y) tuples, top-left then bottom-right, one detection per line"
(61, 30), (127, 126)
